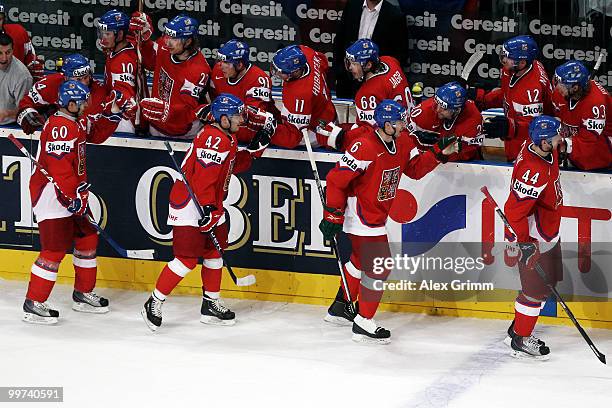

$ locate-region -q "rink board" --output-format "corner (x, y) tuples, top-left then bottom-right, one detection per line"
(1, 129), (611, 328)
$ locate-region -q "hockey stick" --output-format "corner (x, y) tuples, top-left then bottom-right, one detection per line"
(8, 134), (155, 260)
(134, 0), (150, 130)
(461, 51), (485, 83)
(481, 186), (607, 365)
(163, 141), (256, 287)
(301, 129), (355, 312)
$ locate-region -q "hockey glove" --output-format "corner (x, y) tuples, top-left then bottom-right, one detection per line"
(198, 205), (222, 233)
(129, 12), (153, 42)
(245, 106), (275, 131)
(195, 103), (212, 123)
(315, 121), (345, 150)
(17, 108), (45, 134)
(432, 136), (460, 162)
(319, 206), (345, 241)
(247, 120), (276, 156)
(27, 58), (45, 82)
(518, 242), (540, 270)
(141, 97), (169, 123)
(414, 130), (439, 146)
(465, 86), (486, 109)
(103, 90), (138, 122)
(482, 115), (509, 139)
(67, 182), (91, 216)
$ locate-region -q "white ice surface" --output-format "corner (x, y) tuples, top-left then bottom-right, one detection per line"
(1, 278), (612, 408)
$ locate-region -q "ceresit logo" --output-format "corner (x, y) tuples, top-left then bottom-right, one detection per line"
(46, 139), (75, 158)
(512, 101), (544, 117)
(196, 148), (228, 166)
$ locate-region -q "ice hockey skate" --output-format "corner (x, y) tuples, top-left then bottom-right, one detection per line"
(324, 287), (357, 326)
(351, 315), (390, 345)
(22, 299), (59, 325)
(511, 334), (551, 360)
(72, 290), (109, 314)
(200, 294), (236, 326)
(141, 294), (164, 332)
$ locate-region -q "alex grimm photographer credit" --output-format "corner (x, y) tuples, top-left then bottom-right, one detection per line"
(0, 0), (611, 407)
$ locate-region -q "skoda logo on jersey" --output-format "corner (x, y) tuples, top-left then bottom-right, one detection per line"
(287, 113), (309, 125)
(196, 148), (227, 167)
(583, 118), (605, 135)
(46, 140), (75, 159)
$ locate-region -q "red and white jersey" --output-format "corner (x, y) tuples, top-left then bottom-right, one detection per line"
(29, 111), (119, 222)
(482, 60), (554, 161)
(167, 125), (238, 227)
(504, 142), (562, 245)
(552, 80), (612, 170)
(19, 74), (107, 134)
(408, 98), (483, 161)
(273, 45), (336, 148)
(141, 39), (211, 137)
(326, 129), (440, 236)
(104, 44), (138, 100)
(354, 56), (412, 126)
(210, 62), (274, 143)
(1, 24), (35, 65)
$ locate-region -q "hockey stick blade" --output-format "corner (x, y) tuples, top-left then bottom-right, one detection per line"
(461, 51), (485, 82)
(481, 186), (607, 365)
(236, 274), (257, 287)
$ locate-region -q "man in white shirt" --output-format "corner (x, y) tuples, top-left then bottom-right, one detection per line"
(334, 0), (408, 98)
(359, 0), (384, 39)
(0, 32), (32, 125)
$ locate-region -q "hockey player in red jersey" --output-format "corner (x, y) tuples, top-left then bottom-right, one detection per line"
(552, 60), (612, 170)
(503, 115), (564, 360)
(96, 9), (138, 133)
(0, 3), (43, 81)
(474, 35), (554, 162)
(316, 39), (412, 151)
(141, 94), (255, 331)
(23, 80), (125, 324)
(132, 14), (211, 138)
(268, 45), (336, 148)
(17, 54), (106, 135)
(408, 81), (483, 161)
(319, 100), (459, 344)
(209, 39), (277, 144)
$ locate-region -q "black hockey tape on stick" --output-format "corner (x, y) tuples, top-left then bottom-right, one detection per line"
(301, 129), (355, 312)
(8, 134), (155, 260)
(163, 141), (256, 287)
(481, 186), (607, 365)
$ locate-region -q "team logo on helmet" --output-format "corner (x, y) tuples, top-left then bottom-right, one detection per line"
(455, 90), (462, 97)
(521, 44), (528, 50)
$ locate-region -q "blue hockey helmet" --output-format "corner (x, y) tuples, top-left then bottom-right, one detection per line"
(271, 45), (307, 77)
(164, 14), (199, 39)
(529, 115), (560, 145)
(61, 54), (91, 79)
(374, 99), (407, 128)
(210, 93), (245, 122)
(97, 9), (130, 33)
(217, 39), (250, 66)
(345, 39), (380, 69)
(500, 35), (539, 66)
(434, 81), (467, 111)
(58, 80), (90, 108)
(554, 60), (589, 88)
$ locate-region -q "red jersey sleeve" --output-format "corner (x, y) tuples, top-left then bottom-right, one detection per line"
(401, 133), (440, 179)
(325, 139), (373, 210)
(139, 39), (158, 71)
(18, 74), (62, 112)
(482, 88), (503, 109)
(452, 102), (484, 161)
